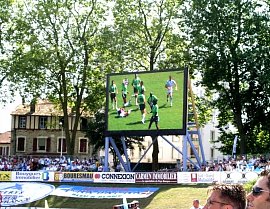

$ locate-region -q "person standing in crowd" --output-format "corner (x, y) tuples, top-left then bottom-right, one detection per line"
(132, 73), (141, 105)
(190, 199), (203, 209)
(147, 92), (158, 111)
(148, 99), (159, 130)
(165, 75), (177, 107)
(247, 170), (270, 209)
(203, 184), (246, 209)
(122, 77), (129, 106)
(109, 80), (118, 110)
(137, 89), (146, 124)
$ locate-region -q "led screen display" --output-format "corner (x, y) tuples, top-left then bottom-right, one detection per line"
(105, 68), (188, 136)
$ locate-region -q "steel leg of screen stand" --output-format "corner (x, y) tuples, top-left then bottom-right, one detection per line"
(121, 136), (131, 171)
(109, 137), (130, 171)
(104, 137), (110, 172)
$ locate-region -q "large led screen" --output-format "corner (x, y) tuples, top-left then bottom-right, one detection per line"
(105, 69), (188, 136)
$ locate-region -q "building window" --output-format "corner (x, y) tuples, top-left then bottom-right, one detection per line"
(0, 146), (10, 156)
(211, 148), (214, 158)
(39, 116), (48, 129)
(81, 118), (88, 130)
(19, 116), (26, 129)
(210, 130), (215, 142)
(79, 138), (88, 153)
(58, 138), (67, 153)
(17, 137), (25, 152)
(37, 137), (46, 152)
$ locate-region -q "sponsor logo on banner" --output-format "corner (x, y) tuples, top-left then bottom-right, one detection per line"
(54, 172), (94, 182)
(94, 172), (135, 183)
(135, 172), (177, 184)
(52, 185), (159, 199)
(12, 171), (49, 181)
(177, 172), (190, 183)
(0, 182), (54, 206)
(220, 172), (259, 184)
(0, 171), (12, 181)
(197, 172), (215, 183)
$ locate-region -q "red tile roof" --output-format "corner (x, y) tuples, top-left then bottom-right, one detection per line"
(0, 131), (11, 143)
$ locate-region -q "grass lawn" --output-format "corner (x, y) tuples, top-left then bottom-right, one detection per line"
(106, 70), (186, 135)
(22, 183), (209, 209)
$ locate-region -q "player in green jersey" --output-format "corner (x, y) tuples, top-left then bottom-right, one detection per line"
(132, 74), (141, 105)
(147, 92), (158, 111)
(148, 99), (159, 130)
(137, 89), (146, 124)
(109, 80), (118, 110)
(122, 77), (129, 106)
(137, 80), (146, 95)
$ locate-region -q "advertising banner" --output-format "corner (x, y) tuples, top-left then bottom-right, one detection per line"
(53, 172), (94, 182)
(0, 182), (54, 206)
(12, 171), (49, 181)
(52, 185), (159, 198)
(93, 172), (135, 183)
(135, 172), (177, 184)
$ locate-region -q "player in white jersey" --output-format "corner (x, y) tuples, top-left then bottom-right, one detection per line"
(165, 75), (177, 107)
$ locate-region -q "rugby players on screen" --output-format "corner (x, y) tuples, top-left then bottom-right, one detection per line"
(109, 80), (118, 110)
(165, 75), (178, 107)
(132, 74), (141, 105)
(122, 77), (129, 106)
(147, 92), (158, 111)
(137, 89), (146, 124)
(148, 99), (159, 130)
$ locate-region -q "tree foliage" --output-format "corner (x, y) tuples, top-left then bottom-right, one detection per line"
(6, 0), (110, 155)
(183, 0), (270, 155)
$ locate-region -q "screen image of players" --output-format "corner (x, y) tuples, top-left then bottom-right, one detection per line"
(109, 80), (118, 110)
(137, 89), (146, 124)
(148, 99), (159, 130)
(122, 77), (129, 106)
(132, 74), (141, 105)
(165, 75), (178, 107)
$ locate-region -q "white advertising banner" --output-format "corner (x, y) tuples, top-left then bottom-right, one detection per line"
(12, 171), (50, 181)
(93, 172), (135, 183)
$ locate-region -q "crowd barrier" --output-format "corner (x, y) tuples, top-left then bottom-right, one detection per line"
(0, 170), (260, 184)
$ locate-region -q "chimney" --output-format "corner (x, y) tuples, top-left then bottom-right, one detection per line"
(30, 99), (36, 112)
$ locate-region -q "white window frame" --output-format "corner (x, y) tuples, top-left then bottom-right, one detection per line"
(19, 116), (27, 129)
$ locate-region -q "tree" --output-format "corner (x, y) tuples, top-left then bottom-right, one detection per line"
(7, 0), (110, 155)
(0, 0), (17, 103)
(182, 0), (270, 155)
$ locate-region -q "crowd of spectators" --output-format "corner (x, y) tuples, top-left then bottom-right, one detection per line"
(0, 155), (269, 172)
(0, 155), (106, 172)
(189, 155), (269, 172)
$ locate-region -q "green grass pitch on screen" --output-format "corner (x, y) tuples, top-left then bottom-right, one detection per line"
(105, 69), (187, 136)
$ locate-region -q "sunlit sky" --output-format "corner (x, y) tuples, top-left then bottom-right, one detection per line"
(0, 97), (21, 133)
